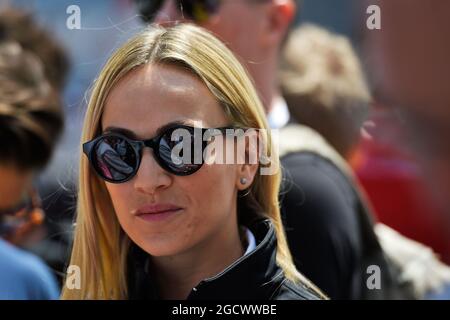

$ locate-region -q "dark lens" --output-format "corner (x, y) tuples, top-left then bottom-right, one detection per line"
(158, 126), (203, 175)
(93, 136), (137, 182)
(135, 0), (165, 22)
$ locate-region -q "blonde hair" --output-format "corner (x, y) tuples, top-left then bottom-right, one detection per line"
(280, 24), (371, 157)
(62, 24), (321, 299)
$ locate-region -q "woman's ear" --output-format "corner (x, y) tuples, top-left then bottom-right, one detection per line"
(236, 129), (260, 191)
(236, 162), (259, 191)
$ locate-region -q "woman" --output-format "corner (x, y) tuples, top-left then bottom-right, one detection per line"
(62, 24), (323, 300)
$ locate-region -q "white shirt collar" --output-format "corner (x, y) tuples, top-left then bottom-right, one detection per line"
(267, 96), (290, 129)
(244, 227), (257, 256)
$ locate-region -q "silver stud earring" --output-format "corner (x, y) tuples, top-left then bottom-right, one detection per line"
(240, 177), (248, 185)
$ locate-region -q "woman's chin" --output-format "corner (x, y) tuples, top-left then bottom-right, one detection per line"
(137, 238), (191, 258)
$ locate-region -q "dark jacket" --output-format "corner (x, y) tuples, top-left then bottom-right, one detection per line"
(279, 123), (414, 299)
(127, 219), (322, 300)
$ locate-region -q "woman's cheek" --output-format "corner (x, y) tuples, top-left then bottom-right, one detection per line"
(191, 165), (235, 216)
(105, 184), (134, 218)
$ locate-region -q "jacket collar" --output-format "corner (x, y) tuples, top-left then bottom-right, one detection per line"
(127, 219), (284, 300)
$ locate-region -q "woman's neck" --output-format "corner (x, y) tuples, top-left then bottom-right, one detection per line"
(151, 220), (245, 300)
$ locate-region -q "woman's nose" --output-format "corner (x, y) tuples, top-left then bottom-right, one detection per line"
(133, 148), (172, 196)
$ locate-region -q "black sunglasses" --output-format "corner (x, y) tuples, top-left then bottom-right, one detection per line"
(83, 124), (239, 183)
(135, 0), (221, 23)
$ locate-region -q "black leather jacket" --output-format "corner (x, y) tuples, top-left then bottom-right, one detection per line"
(127, 219), (322, 300)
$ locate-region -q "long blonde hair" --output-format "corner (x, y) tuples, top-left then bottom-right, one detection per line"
(62, 24), (321, 299)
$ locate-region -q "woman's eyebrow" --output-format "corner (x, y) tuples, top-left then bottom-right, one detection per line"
(103, 127), (138, 139)
(155, 120), (195, 136)
(103, 120), (195, 139)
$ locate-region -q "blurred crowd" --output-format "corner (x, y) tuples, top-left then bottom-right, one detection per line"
(0, 0), (450, 300)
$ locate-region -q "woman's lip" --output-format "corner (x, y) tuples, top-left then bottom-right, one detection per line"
(135, 208), (183, 222)
(134, 204), (183, 216)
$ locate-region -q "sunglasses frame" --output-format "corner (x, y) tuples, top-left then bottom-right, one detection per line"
(83, 124), (239, 183)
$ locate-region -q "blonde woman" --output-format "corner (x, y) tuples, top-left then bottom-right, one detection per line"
(62, 24), (323, 300)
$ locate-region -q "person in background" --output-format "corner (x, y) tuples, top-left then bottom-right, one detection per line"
(279, 23), (403, 299)
(0, 6), (72, 283)
(0, 42), (63, 299)
(280, 23), (450, 300)
(372, 0), (450, 218)
(134, 0), (383, 299)
(370, 0), (450, 299)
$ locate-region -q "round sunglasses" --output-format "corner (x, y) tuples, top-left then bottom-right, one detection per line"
(83, 124), (239, 183)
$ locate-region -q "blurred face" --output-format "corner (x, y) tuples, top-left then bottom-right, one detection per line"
(101, 64), (245, 257)
(146, 0), (295, 112)
(154, 0), (268, 72)
(0, 165), (33, 211)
